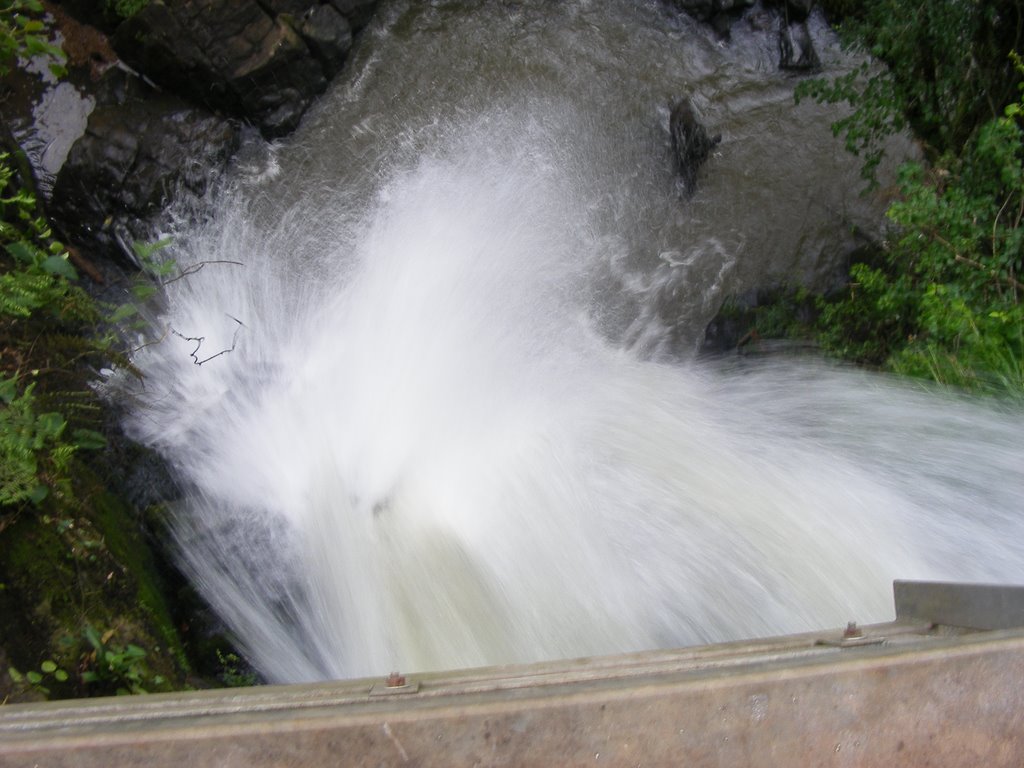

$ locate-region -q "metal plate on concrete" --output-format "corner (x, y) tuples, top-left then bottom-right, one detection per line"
(895, 580), (1024, 630)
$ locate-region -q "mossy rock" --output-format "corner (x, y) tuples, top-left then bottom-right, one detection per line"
(0, 477), (190, 701)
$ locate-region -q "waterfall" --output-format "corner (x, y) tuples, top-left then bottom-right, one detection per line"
(117, 0), (1024, 683)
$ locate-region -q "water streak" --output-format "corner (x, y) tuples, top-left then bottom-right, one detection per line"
(119, 0), (1024, 683)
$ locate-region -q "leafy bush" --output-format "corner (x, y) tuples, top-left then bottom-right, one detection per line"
(104, 0), (149, 21)
(0, 377), (75, 506)
(814, 71), (1023, 393)
(0, 151), (110, 513)
(80, 624), (169, 695)
(0, 155), (83, 317)
(797, 0), (1022, 186)
(794, 1), (1024, 395)
(8, 626), (171, 698)
(0, 1), (208, 704)
(8, 657), (70, 698)
(881, 104), (1023, 392)
(0, 0), (65, 77)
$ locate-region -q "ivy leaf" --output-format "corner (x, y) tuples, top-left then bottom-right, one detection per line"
(108, 303), (139, 323)
(41, 254), (77, 280)
(0, 377), (17, 404)
(26, 484), (49, 504)
(5, 240), (41, 266)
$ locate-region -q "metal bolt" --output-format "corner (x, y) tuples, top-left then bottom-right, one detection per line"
(843, 621), (863, 639)
(386, 672), (406, 688)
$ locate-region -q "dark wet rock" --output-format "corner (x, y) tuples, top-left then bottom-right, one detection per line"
(258, 0), (316, 14)
(671, 0), (755, 21)
(779, 20), (820, 70)
(670, 0), (755, 40)
(55, 1), (379, 139)
(32, 0), (379, 271)
(762, 0), (817, 22)
(328, 0), (379, 30)
(670, 98), (721, 194)
(111, 0), (328, 137)
(91, 62), (153, 107)
(298, 4), (354, 78)
(50, 92), (239, 265)
(780, 0), (816, 21)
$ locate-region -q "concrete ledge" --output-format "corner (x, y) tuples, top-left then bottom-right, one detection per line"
(2, 620), (1023, 767)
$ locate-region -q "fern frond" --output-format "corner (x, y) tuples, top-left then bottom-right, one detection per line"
(0, 270), (60, 317)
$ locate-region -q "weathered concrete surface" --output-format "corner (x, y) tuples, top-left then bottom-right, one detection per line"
(1, 622), (1023, 767)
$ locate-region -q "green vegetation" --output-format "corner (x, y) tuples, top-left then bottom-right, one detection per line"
(8, 623), (172, 698)
(0, 5), (253, 702)
(0, 4), (204, 704)
(810, 0), (1022, 186)
(0, 151), (111, 510)
(106, 0), (147, 19)
(787, 0), (1024, 395)
(0, 0), (65, 78)
(216, 649), (258, 688)
(817, 104), (1024, 392)
(0, 188), (186, 697)
(79, 623), (170, 695)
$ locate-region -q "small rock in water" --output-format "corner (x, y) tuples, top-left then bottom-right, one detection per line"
(669, 98), (721, 195)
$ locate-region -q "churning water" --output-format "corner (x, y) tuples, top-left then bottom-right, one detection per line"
(119, 0), (1024, 683)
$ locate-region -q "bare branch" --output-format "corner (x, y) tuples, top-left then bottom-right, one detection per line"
(952, 252), (1024, 293)
(161, 260), (245, 286)
(171, 315), (246, 365)
(130, 325), (172, 355)
(928, 228), (1024, 294)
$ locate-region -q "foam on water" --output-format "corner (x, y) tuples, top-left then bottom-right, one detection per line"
(118, 2), (1024, 683)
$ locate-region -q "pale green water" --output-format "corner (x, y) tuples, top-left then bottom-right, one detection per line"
(117, 0), (1023, 684)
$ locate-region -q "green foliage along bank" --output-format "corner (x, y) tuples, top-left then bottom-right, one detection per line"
(788, 0), (1024, 395)
(0, 0), (65, 78)
(0, 2), (200, 703)
(0, 145), (191, 701)
(812, 0), (1022, 172)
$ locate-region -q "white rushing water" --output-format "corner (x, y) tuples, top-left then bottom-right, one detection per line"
(119, 0), (1024, 683)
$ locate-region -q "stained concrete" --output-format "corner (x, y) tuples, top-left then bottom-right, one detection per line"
(2, 617), (1023, 767)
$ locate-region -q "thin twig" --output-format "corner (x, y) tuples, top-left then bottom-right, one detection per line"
(953, 252), (1024, 293)
(993, 191), (1014, 251)
(130, 325), (172, 355)
(171, 314), (246, 365)
(930, 229), (1024, 293)
(161, 260), (244, 286)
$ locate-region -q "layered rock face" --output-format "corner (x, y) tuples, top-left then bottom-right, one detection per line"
(112, 0), (364, 137)
(43, 0), (379, 265)
(670, 0), (823, 68)
(50, 87), (240, 264)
